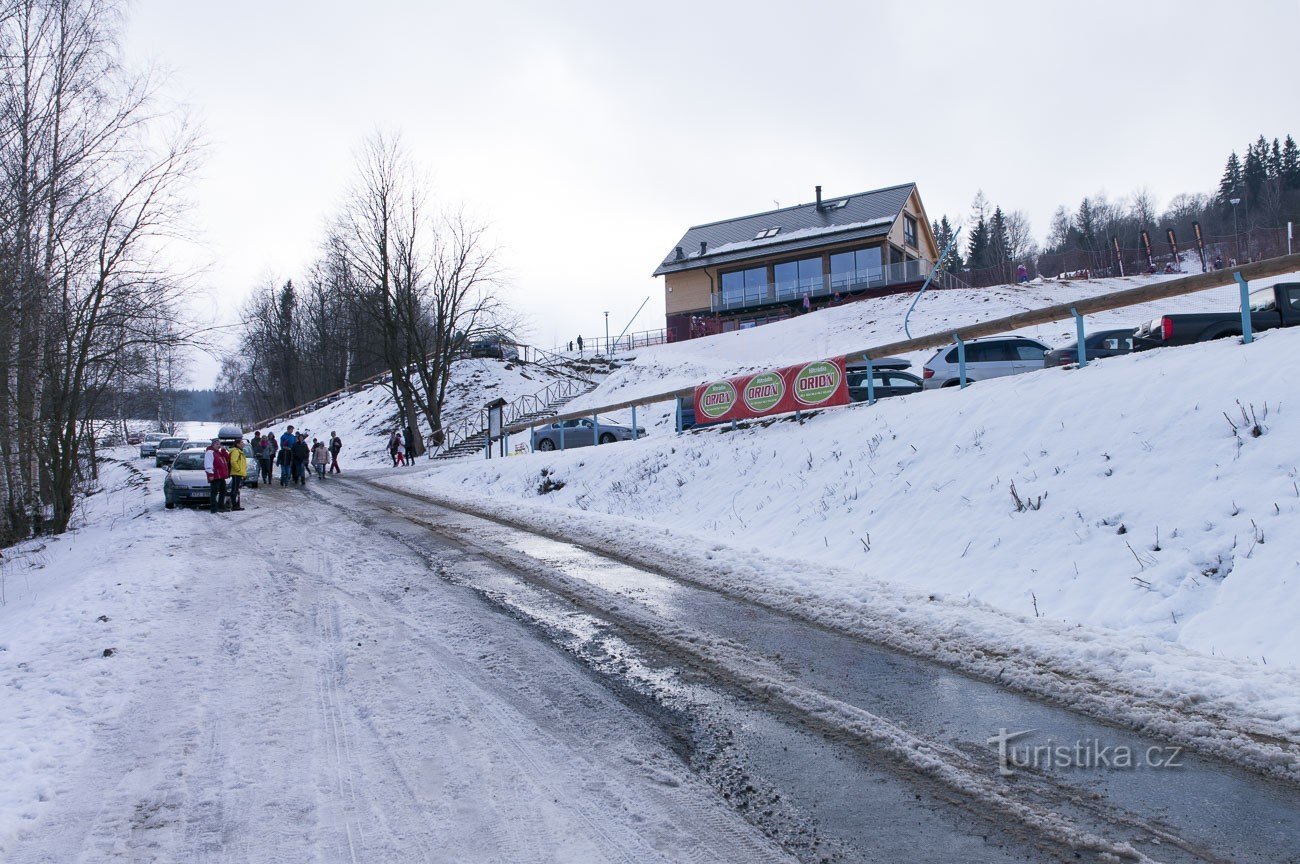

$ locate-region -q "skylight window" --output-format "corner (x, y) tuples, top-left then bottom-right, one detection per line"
(828, 199), (849, 209)
(754, 227), (781, 240)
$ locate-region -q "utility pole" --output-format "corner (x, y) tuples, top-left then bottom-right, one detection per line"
(604, 311), (610, 354)
(1230, 197), (1241, 263)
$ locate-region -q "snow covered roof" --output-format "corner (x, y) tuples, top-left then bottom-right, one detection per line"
(653, 183), (915, 276)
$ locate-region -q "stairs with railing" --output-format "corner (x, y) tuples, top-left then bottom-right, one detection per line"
(432, 374), (599, 460)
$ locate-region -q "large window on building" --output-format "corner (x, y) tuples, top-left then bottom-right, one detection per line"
(773, 256), (823, 299)
(903, 214), (918, 248)
(720, 266), (768, 306)
(829, 246), (883, 289)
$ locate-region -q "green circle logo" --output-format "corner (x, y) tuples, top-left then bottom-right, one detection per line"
(699, 381), (737, 419)
(743, 372), (785, 413)
(793, 361), (841, 406)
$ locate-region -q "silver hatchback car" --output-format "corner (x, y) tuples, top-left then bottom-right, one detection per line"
(922, 336), (1051, 389)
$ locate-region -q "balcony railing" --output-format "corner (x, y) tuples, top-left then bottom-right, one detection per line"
(710, 258), (929, 313)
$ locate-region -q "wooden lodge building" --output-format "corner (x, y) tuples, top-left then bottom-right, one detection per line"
(655, 183), (942, 342)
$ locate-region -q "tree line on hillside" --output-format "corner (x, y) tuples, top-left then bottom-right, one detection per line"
(0, 0), (199, 544)
(931, 133), (1300, 287)
(220, 135), (512, 457)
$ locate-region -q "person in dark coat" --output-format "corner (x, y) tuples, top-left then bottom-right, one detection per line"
(402, 427), (415, 466)
(388, 430), (401, 467)
(329, 432), (343, 474)
(257, 431), (277, 485)
(291, 433), (310, 485)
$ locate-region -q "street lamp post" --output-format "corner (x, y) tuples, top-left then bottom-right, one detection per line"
(604, 311), (610, 354)
(1230, 197), (1241, 263)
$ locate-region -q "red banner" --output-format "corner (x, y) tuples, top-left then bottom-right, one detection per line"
(693, 356), (850, 424)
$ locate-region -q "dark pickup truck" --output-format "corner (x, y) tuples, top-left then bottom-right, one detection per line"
(1134, 281), (1300, 350)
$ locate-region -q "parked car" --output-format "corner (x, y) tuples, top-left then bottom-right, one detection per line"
(154, 436), (188, 467)
(468, 336), (520, 360)
(1044, 329), (1135, 367)
(675, 398), (719, 432)
(846, 357), (923, 402)
(1134, 282), (1300, 350)
(126, 432), (143, 446)
(922, 336), (1051, 389)
(139, 432), (166, 458)
(163, 448), (212, 509)
(532, 417), (645, 451)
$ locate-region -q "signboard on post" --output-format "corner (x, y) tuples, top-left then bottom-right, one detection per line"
(486, 397), (507, 459)
(694, 357), (850, 424)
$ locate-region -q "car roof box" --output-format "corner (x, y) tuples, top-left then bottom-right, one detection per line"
(845, 356), (910, 370)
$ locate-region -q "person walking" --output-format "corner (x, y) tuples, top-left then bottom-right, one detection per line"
(403, 427), (415, 466)
(388, 430), (401, 467)
(256, 431), (276, 485)
(204, 438), (230, 514)
(311, 438), (328, 479)
(292, 432), (310, 485)
(576, 334), (584, 356)
(329, 432), (342, 474)
(395, 437), (406, 467)
(278, 426), (296, 486)
(228, 436), (248, 511)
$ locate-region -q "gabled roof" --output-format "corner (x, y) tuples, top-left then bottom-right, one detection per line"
(654, 183), (916, 277)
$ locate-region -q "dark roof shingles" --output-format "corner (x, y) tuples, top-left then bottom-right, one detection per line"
(654, 183), (915, 276)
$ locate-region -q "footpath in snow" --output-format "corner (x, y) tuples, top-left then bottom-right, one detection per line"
(0, 452), (793, 862)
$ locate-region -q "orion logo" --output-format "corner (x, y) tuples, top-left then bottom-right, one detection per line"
(743, 372), (784, 413)
(699, 381), (737, 419)
(793, 361), (841, 406)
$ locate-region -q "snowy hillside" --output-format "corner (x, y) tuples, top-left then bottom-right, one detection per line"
(563, 269), (1276, 415)
(263, 358), (596, 466)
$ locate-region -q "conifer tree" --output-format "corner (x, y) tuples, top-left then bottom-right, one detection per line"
(1243, 137), (1268, 198)
(966, 216), (988, 270)
(1282, 135), (1300, 190)
(989, 207), (1011, 264)
(1075, 198), (1098, 251)
(1218, 151), (1243, 202)
(932, 216), (963, 271)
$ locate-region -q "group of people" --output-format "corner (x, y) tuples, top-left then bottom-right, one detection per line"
(268, 426), (344, 486)
(388, 429), (416, 466)
(202, 436), (249, 514)
(202, 427), (344, 513)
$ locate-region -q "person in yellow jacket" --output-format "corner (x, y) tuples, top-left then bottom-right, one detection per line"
(228, 437), (248, 511)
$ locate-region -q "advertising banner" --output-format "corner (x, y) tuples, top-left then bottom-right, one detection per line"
(693, 356), (850, 424)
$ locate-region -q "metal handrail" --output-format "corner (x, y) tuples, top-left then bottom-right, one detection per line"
(429, 372), (595, 457)
(711, 259), (929, 313)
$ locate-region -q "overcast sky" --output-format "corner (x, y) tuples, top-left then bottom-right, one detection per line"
(123, 0), (1300, 387)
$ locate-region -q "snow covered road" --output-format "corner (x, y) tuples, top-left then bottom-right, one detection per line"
(1, 466), (795, 863)
(325, 474), (1300, 864)
(6, 460), (1300, 863)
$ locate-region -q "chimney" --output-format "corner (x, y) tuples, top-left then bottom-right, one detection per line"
(815, 185), (823, 210)
(699, 241), (708, 255)
(674, 245), (684, 261)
